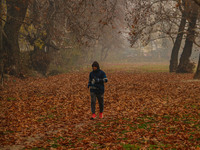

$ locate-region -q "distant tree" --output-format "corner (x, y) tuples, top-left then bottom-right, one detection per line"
(176, 2), (199, 73)
(169, 0), (187, 72)
(126, 0), (184, 51)
(194, 54), (200, 79)
(97, 1), (126, 61)
(193, 0), (200, 79)
(26, 0), (58, 75)
(126, 0), (200, 75)
(25, 1), (118, 60)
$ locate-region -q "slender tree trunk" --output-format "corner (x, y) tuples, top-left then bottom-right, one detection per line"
(46, 0), (54, 53)
(0, 0), (3, 86)
(169, 13), (186, 72)
(101, 46), (105, 61)
(3, 0), (28, 75)
(194, 54), (200, 79)
(176, 4), (199, 73)
(103, 48), (110, 61)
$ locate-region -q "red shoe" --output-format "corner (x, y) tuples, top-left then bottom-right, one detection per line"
(99, 113), (103, 119)
(90, 114), (96, 120)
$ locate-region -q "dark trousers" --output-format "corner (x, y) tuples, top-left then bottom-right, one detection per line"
(90, 92), (104, 114)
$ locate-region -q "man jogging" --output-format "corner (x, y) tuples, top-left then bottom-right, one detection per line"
(88, 61), (108, 120)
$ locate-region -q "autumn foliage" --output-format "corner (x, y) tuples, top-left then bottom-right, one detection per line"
(0, 70), (200, 149)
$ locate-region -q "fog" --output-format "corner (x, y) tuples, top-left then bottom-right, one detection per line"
(0, 0), (200, 77)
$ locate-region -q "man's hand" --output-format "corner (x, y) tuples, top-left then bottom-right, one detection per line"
(103, 78), (108, 83)
(95, 78), (100, 83)
(91, 79), (95, 84)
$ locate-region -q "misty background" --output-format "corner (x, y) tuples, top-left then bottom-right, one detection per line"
(0, 0), (200, 78)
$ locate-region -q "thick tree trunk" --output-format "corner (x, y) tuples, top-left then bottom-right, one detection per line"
(3, 0), (28, 75)
(176, 4), (199, 73)
(194, 54), (200, 79)
(0, 0), (3, 85)
(193, 0), (200, 6)
(169, 13), (186, 72)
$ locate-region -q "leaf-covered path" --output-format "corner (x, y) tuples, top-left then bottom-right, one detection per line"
(0, 72), (200, 149)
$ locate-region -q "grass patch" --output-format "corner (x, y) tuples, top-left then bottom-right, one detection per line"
(130, 126), (137, 131)
(92, 143), (100, 147)
(78, 138), (84, 141)
(163, 115), (171, 120)
(137, 123), (148, 129)
(121, 130), (129, 134)
(3, 130), (15, 135)
(7, 97), (16, 101)
(31, 148), (46, 150)
(51, 143), (60, 148)
(84, 62), (169, 73)
(121, 144), (141, 150)
(137, 64), (169, 72)
(37, 118), (46, 122)
(148, 145), (158, 149)
(123, 118), (131, 121)
(95, 122), (103, 126)
(37, 113), (56, 122)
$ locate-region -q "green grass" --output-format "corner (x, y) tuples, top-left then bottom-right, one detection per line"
(148, 145), (159, 149)
(121, 144), (141, 150)
(137, 123), (148, 129)
(121, 130), (130, 134)
(51, 144), (60, 148)
(7, 97), (16, 101)
(92, 143), (100, 147)
(137, 64), (169, 72)
(81, 62), (169, 73)
(163, 115), (171, 120)
(31, 148), (46, 150)
(3, 130), (15, 135)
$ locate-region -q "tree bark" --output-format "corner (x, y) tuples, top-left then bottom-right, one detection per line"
(169, 13), (186, 72)
(194, 54), (200, 79)
(100, 46), (105, 61)
(3, 0), (29, 75)
(193, 0), (200, 6)
(0, 0), (3, 85)
(176, 4), (199, 73)
(46, 0), (55, 53)
(103, 48), (110, 61)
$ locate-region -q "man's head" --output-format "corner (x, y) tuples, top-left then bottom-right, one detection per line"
(92, 61), (99, 71)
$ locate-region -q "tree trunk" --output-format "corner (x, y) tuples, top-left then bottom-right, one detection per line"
(169, 13), (186, 72)
(100, 46), (105, 61)
(46, 0), (54, 53)
(193, 0), (200, 6)
(194, 54), (200, 79)
(0, 0), (3, 85)
(176, 4), (199, 73)
(3, 0), (28, 75)
(103, 48), (110, 61)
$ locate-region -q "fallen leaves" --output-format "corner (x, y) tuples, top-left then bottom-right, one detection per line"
(0, 72), (200, 149)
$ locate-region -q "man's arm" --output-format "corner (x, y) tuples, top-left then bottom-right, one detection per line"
(88, 73), (92, 88)
(103, 72), (108, 83)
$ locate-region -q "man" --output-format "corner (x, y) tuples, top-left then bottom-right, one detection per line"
(88, 61), (108, 120)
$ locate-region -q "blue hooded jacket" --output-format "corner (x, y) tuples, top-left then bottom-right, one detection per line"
(88, 69), (108, 94)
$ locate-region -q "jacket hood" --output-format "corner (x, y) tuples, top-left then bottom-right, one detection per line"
(92, 61), (100, 69)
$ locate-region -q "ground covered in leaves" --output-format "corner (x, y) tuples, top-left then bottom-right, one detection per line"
(0, 70), (200, 149)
